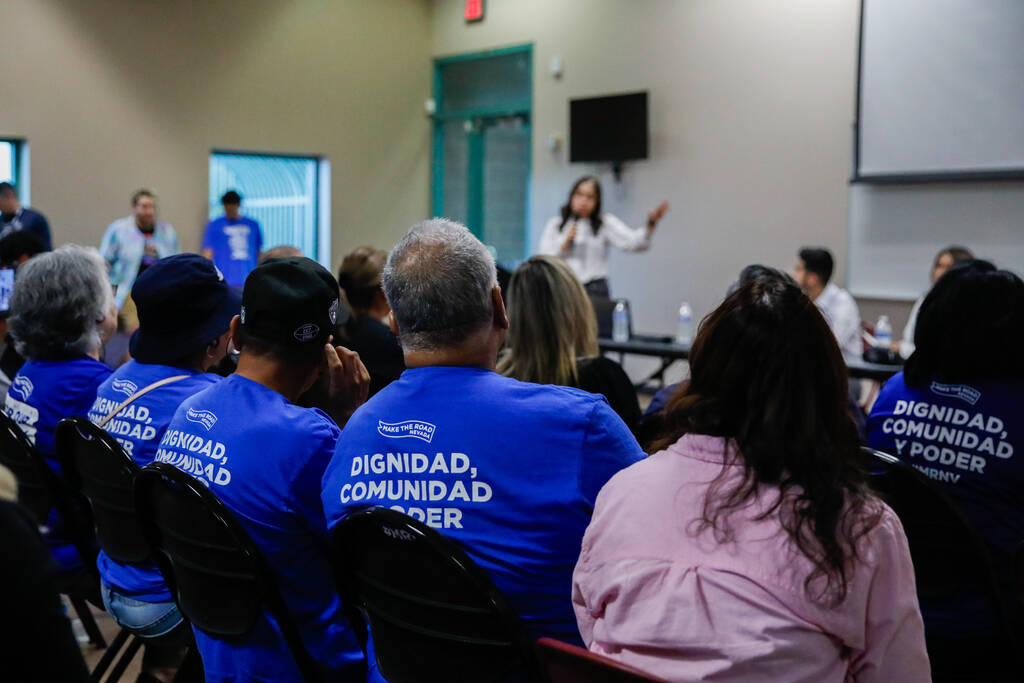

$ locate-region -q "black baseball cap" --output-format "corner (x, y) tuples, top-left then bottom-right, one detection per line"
(130, 254), (242, 364)
(240, 257), (342, 348)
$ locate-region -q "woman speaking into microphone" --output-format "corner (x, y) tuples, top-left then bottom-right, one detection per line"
(538, 175), (668, 298)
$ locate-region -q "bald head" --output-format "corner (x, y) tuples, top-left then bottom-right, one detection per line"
(259, 245), (303, 264)
(383, 219), (497, 352)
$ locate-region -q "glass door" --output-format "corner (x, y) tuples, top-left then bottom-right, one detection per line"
(433, 46), (532, 266)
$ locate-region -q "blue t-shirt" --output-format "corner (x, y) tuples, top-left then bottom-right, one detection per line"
(202, 216), (263, 287)
(88, 360), (221, 601)
(321, 366), (645, 661)
(154, 374), (363, 682)
(4, 357), (112, 458)
(3, 356), (112, 570)
(867, 372), (1024, 633)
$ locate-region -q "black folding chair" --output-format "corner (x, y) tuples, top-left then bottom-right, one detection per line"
(330, 506), (538, 683)
(57, 416), (188, 681)
(0, 408), (57, 528)
(0, 410), (108, 651)
(590, 296), (631, 341)
(861, 447), (1019, 680)
(134, 462), (323, 683)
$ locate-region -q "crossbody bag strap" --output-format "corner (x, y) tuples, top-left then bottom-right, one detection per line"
(97, 374), (190, 429)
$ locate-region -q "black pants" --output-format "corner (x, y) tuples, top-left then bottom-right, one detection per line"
(584, 278), (610, 298)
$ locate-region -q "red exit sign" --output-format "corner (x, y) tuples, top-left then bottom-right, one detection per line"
(465, 0), (484, 22)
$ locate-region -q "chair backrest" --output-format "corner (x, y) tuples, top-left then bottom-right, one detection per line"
(134, 462), (322, 682)
(1015, 541), (1024, 612)
(330, 506), (536, 683)
(0, 409), (52, 523)
(861, 448), (1000, 600)
(0, 410), (100, 571)
(535, 638), (668, 683)
(590, 297), (631, 340)
(55, 417), (149, 565)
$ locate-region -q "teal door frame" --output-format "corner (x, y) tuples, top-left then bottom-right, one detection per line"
(431, 44), (533, 245)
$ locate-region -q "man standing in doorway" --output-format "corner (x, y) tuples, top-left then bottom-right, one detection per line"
(100, 189), (179, 310)
(0, 182), (52, 250)
(203, 190), (263, 287)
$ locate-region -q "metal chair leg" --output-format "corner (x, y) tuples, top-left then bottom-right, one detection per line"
(104, 635), (143, 683)
(71, 595), (108, 649)
(90, 628), (132, 681)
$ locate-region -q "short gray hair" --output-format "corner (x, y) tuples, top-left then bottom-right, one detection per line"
(10, 245), (113, 361)
(383, 219), (497, 351)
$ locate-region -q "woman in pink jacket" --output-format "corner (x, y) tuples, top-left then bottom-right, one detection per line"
(572, 271), (930, 682)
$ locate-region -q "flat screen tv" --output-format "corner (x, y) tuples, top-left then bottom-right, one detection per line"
(570, 91), (648, 164)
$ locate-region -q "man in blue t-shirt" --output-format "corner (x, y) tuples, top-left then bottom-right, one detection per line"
(202, 190), (263, 287)
(86, 254), (240, 679)
(321, 219), (645, 678)
(155, 257), (369, 682)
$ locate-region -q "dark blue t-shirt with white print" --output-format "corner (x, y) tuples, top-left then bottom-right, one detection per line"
(88, 360), (221, 601)
(321, 365), (645, 673)
(867, 371), (1024, 633)
(3, 356), (112, 570)
(154, 374), (364, 683)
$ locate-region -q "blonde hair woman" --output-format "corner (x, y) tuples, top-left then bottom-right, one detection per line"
(498, 255), (640, 430)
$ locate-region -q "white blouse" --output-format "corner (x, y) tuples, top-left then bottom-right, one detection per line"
(538, 214), (651, 285)
(898, 294), (925, 359)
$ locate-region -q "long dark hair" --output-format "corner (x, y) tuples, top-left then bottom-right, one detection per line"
(652, 277), (880, 605)
(906, 259), (1024, 386)
(559, 176), (602, 234)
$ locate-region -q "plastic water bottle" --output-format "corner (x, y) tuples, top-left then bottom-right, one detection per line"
(612, 300), (630, 342)
(674, 302), (693, 345)
(874, 315), (892, 349)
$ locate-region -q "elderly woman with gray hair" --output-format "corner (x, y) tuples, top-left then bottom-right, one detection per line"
(4, 244), (116, 571)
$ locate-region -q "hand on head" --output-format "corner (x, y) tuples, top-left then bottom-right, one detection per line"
(323, 340), (370, 420)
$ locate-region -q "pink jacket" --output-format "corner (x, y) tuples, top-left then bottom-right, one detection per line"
(572, 434), (930, 682)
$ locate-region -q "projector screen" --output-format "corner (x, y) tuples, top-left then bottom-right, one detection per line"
(857, 0), (1024, 179)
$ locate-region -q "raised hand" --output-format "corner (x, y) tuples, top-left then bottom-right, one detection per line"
(647, 201), (670, 228)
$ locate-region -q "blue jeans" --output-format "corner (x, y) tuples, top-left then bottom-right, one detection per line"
(101, 583), (183, 638)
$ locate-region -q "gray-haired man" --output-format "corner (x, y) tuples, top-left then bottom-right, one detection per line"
(322, 219), (644, 664)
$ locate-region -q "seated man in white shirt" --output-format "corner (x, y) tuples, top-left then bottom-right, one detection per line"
(793, 247), (862, 358)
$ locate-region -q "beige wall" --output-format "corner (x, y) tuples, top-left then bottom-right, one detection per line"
(3, 0), (433, 270)
(4, 0), (911, 338)
(432, 0), (869, 335)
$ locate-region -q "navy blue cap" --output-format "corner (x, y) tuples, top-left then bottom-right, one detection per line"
(129, 254), (242, 364)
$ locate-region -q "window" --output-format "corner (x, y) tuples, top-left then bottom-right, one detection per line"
(0, 139), (27, 201)
(0, 142), (14, 183)
(208, 152), (330, 267)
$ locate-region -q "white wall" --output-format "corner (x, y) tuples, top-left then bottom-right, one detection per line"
(432, 0), (862, 337)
